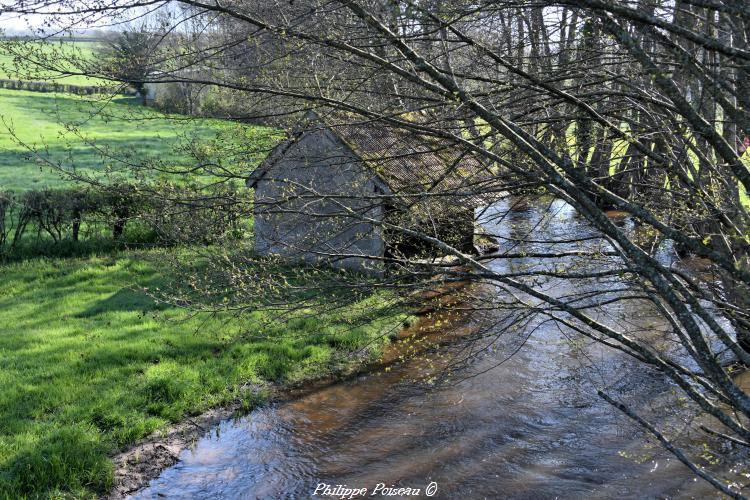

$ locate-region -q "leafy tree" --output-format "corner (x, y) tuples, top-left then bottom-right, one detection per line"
(100, 27), (157, 103)
(2, 0), (750, 496)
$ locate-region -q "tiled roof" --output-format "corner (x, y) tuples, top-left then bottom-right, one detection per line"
(250, 110), (498, 206)
(320, 112), (489, 198)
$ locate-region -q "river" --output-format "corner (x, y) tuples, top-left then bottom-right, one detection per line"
(133, 198), (733, 499)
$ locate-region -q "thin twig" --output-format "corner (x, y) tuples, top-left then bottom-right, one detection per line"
(598, 390), (746, 500)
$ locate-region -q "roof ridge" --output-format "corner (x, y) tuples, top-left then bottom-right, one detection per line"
(249, 109), (495, 206)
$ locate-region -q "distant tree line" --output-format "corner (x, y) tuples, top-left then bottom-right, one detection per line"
(0, 78), (115, 95)
(2, 0), (750, 495)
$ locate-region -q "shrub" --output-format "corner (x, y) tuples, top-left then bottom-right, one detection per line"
(0, 79), (108, 95)
(0, 191), (13, 248)
(0, 183), (249, 259)
(147, 184), (248, 244)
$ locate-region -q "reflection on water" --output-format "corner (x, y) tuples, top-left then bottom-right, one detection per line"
(134, 198), (727, 499)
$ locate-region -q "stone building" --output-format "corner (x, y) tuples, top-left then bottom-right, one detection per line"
(247, 111), (492, 273)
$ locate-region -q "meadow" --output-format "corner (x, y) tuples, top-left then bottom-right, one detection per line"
(0, 39), (105, 86)
(0, 76), (390, 498)
(0, 88), (276, 191)
(0, 251), (404, 498)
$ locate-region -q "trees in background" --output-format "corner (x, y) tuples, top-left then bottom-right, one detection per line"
(1, 0), (749, 495)
(99, 26), (159, 103)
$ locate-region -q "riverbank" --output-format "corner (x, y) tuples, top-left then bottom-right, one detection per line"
(112, 280), (477, 497)
(0, 250), (407, 499)
(131, 198), (749, 499)
(110, 360), (380, 498)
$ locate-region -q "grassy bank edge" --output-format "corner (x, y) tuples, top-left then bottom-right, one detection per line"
(0, 250), (410, 499)
(108, 330), (404, 499)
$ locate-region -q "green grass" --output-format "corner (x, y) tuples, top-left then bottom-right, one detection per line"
(0, 40), (105, 86)
(0, 50), (387, 499)
(0, 250), (404, 498)
(0, 88), (278, 191)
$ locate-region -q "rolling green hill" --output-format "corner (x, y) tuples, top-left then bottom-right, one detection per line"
(0, 88), (278, 191)
(0, 39), (105, 86)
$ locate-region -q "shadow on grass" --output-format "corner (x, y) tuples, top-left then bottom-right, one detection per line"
(76, 285), (167, 318)
(0, 229), (160, 265)
(0, 250), (405, 498)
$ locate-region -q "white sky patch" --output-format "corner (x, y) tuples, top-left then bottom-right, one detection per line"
(0, 12), (47, 33)
(0, 1), (176, 36)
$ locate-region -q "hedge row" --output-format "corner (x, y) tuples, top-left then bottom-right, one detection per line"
(0, 79), (114, 95)
(0, 184), (249, 254)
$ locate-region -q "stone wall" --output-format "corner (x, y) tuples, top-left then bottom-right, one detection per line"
(253, 127), (386, 274)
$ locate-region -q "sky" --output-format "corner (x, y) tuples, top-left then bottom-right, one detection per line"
(0, 12), (46, 33)
(0, 1), (187, 37)
(0, 8), (97, 37)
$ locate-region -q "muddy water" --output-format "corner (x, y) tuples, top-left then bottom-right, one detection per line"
(134, 199), (724, 499)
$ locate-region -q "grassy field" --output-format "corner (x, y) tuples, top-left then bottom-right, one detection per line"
(0, 39), (105, 86)
(0, 250), (404, 498)
(0, 84), (385, 499)
(0, 88), (276, 191)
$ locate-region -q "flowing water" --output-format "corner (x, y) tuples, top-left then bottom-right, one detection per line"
(134, 199), (733, 499)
